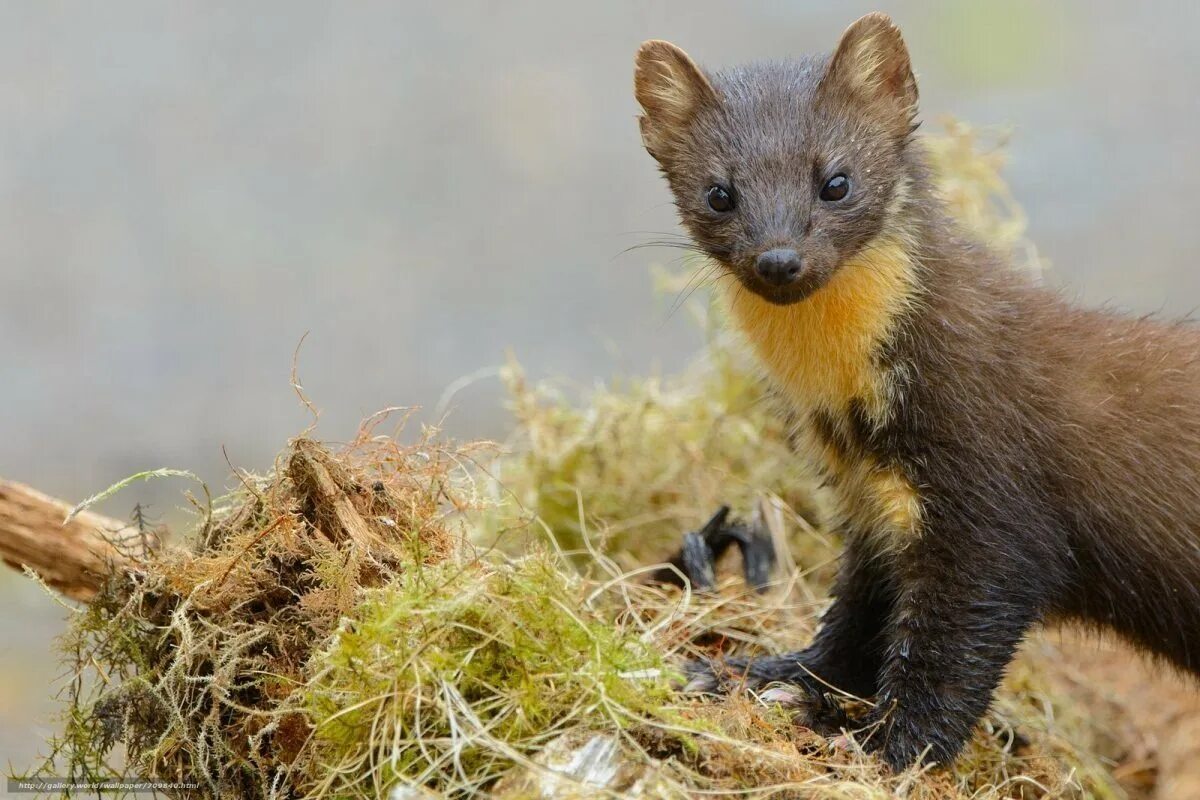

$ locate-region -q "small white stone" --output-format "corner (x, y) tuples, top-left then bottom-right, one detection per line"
(759, 687), (802, 705)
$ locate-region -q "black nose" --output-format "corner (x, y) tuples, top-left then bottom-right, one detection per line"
(754, 248), (803, 287)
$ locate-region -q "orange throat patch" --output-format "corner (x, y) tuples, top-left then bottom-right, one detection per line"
(724, 236), (919, 424)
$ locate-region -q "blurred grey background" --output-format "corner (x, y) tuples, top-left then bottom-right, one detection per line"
(4, 0), (1200, 772)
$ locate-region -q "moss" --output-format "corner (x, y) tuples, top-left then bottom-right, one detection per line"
(301, 552), (674, 797)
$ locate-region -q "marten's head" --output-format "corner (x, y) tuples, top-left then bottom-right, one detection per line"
(634, 13), (920, 306)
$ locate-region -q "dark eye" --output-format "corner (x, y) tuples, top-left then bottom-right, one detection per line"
(705, 185), (735, 213)
(819, 174), (850, 202)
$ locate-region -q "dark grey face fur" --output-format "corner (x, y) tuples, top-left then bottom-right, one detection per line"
(635, 18), (919, 305)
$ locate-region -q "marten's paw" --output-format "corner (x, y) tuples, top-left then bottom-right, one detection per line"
(650, 505), (776, 592)
(854, 704), (972, 772)
(681, 653), (850, 733)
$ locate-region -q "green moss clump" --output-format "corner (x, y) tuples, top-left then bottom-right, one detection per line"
(301, 552), (674, 798)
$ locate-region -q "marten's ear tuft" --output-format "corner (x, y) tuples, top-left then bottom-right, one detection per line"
(822, 13), (918, 133)
(634, 40), (716, 159)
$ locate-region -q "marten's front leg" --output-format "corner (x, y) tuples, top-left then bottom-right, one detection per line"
(684, 532), (894, 729)
(860, 529), (1044, 770)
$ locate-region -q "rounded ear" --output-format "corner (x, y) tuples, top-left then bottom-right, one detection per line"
(634, 40), (716, 158)
(821, 13), (918, 133)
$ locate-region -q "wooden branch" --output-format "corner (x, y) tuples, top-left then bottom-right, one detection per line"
(0, 479), (138, 601)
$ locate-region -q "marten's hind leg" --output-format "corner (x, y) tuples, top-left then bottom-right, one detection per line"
(683, 536), (894, 731)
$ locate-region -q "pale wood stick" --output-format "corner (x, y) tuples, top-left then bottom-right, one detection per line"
(0, 479), (139, 601)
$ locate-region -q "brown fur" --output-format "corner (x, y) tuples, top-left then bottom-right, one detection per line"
(634, 12), (1200, 771)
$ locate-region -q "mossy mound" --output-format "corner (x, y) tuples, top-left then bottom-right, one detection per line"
(26, 122), (1141, 799)
(34, 427), (489, 796)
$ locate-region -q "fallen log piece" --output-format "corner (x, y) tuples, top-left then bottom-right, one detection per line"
(0, 479), (140, 601)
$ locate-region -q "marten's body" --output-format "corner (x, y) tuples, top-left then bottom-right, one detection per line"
(634, 13), (1200, 770)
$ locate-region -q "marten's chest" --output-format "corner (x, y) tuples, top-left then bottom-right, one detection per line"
(795, 412), (921, 543)
(725, 239), (923, 543)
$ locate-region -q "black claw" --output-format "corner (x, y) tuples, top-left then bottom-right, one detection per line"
(650, 505), (776, 592)
(699, 505), (733, 537)
(733, 524), (775, 591)
(678, 531), (717, 591)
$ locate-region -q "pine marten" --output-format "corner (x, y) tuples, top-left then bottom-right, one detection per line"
(633, 12), (1200, 771)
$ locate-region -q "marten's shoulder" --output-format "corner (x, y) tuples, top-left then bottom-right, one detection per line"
(878, 229), (1200, 506)
(904, 234), (1200, 414)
